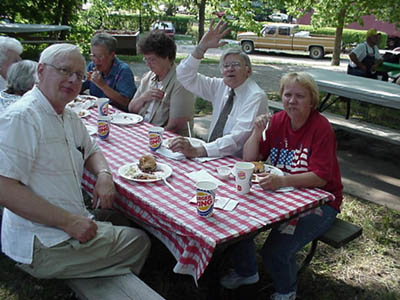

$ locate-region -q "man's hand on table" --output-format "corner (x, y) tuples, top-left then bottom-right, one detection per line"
(169, 136), (207, 158)
(92, 172), (116, 209)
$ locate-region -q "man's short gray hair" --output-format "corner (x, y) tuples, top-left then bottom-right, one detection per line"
(91, 32), (117, 53)
(0, 36), (23, 66)
(219, 47), (252, 73)
(39, 43), (85, 68)
(6, 60), (38, 95)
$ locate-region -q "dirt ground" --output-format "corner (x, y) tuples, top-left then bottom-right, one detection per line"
(130, 56), (400, 212)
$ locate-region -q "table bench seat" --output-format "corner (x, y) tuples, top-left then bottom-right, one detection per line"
(21, 39), (73, 45)
(268, 100), (400, 146)
(298, 218), (363, 274)
(67, 273), (165, 300)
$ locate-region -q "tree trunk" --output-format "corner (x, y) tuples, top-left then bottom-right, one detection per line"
(331, 8), (346, 66)
(197, 0), (206, 43)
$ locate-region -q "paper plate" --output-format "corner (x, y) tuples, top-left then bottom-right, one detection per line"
(77, 109), (90, 118)
(110, 113), (143, 125)
(118, 162), (172, 183)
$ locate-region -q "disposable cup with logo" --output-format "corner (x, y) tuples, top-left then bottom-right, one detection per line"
(196, 181), (217, 217)
(148, 126), (164, 151)
(234, 162), (254, 195)
(97, 97), (109, 116)
(98, 115), (111, 140)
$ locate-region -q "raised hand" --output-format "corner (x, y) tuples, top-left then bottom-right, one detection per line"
(198, 19), (231, 50)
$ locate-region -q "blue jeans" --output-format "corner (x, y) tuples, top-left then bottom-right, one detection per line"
(231, 205), (338, 293)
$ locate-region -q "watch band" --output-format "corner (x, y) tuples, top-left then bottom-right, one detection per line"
(97, 169), (113, 177)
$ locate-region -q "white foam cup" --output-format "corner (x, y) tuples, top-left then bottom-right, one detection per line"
(234, 162), (254, 195)
(97, 97), (109, 116)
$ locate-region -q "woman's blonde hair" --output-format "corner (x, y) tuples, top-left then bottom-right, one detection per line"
(279, 72), (320, 109)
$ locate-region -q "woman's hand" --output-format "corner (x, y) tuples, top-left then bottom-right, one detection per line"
(258, 173), (284, 191)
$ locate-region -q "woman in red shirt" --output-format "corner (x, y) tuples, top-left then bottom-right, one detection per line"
(220, 72), (343, 300)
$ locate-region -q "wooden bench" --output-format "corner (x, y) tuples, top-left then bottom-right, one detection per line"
(297, 218), (363, 274)
(67, 273), (166, 300)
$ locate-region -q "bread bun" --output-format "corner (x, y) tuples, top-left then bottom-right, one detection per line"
(252, 161), (265, 173)
(138, 155), (157, 173)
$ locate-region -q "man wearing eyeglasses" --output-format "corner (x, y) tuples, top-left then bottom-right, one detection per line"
(81, 32), (137, 112)
(0, 44), (150, 280)
(170, 20), (268, 158)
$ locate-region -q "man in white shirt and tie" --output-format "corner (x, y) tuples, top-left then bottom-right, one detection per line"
(170, 20), (268, 158)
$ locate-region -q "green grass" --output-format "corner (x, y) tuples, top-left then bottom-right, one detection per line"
(1, 194), (399, 299)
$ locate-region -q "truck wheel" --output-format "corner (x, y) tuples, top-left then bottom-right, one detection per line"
(241, 41), (254, 54)
(309, 46), (324, 59)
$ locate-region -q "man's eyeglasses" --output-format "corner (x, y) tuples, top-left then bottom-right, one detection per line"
(89, 53), (106, 60)
(221, 61), (242, 70)
(44, 63), (87, 82)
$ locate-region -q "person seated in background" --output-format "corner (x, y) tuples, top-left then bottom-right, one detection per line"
(128, 30), (195, 136)
(219, 72), (343, 300)
(0, 43), (150, 280)
(0, 60), (37, 113)
(347, 29), (388, 81)
(0, 36), (23, 91)
(169, 20), (268, 158)
(82, 32), (136, 112)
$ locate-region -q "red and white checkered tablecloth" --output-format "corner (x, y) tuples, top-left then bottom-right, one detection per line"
(81, 108), (334, 282)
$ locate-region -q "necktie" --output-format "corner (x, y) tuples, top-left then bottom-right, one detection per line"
(209, 89), (235, 142)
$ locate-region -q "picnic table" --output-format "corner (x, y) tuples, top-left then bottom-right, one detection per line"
(378, 61), (400, 80)
(0, 23), (72, 45)
(80, 105), (334, 284)
(306, 68), (400, 119)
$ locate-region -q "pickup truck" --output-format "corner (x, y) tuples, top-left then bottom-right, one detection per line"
(237, 23), (335, 59)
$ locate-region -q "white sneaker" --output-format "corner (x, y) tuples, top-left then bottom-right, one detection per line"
(270, 291), (296, 300)
(220, 269), (259, 289)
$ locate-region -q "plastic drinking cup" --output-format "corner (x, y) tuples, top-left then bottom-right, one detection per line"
(98, 115), (111, 140)
(148, 126), (163, 151)
(196, 181), (217, 217)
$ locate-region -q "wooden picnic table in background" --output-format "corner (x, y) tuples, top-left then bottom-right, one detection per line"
(0, 23), (72, 45)
(306, 68), (400, 119)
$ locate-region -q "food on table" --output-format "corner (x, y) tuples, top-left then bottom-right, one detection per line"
(124, 165), (158, 180)
(252, 161), (265, 173)
(138, 155), (157, 173)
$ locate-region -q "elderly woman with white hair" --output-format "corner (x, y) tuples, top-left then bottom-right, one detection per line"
(0, 36), (23, 90)
(0, 60), (38, 113)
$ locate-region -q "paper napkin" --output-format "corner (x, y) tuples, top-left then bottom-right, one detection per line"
(194, 156), (222, 163)
(190, 196), (239, 211)
(185, 169), (225, 186)
(156, 146), (186, 160)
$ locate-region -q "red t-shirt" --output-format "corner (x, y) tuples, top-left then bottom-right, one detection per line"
(259, 110), (343, 211)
